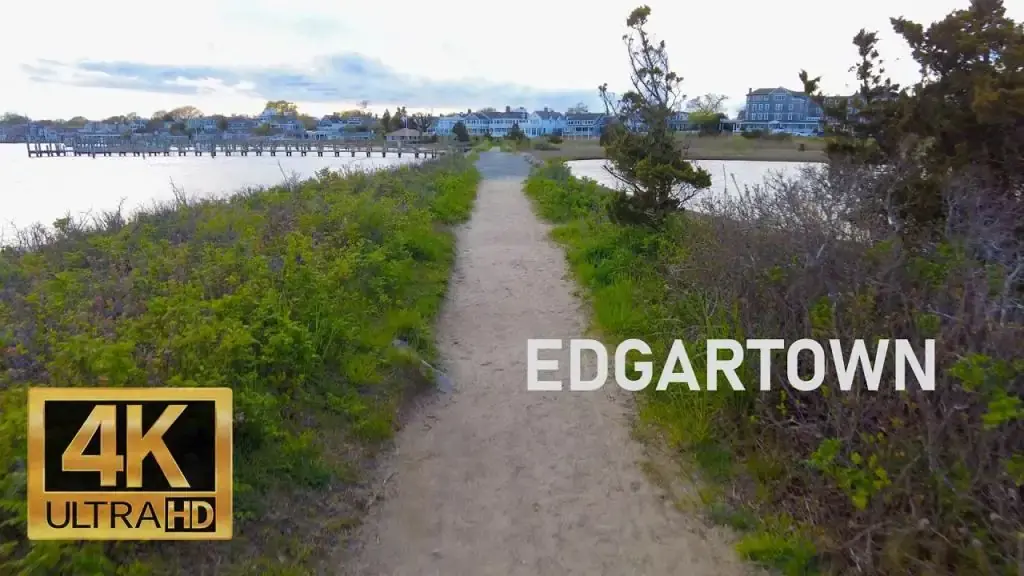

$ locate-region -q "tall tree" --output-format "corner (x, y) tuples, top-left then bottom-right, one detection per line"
(212, 115), (229, 131)
(567, 102), (590, 114)
(298, 114), (318, 131)
(508, 122), (526, 141)
(452, 121), (470, 142)
(264, 100), (298, 116)
(598, 5), (711, 226)
(391, 106), (408, 131)
(0, 113), (30, 124)
(380, 109), (392, 132)
(801, 0), (1023, 234)
(685, 93), (728, 115)
(409, 113), (433, 132)
(168, 106), (203, 120)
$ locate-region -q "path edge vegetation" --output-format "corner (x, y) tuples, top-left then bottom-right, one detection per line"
(0, 154), (480, 575)
(526, 2), (1022, 575)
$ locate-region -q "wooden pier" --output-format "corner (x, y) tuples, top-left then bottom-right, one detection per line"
(25, 136), (464, 159)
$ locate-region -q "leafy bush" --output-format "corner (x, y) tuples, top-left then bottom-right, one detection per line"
(0, 156), (480, 574)
(525, 151), (1023, 575)
(740, 130), (793, 142)
(532, 140), (560, 151)
(547, 134), (564, 144)
(525, 1), (1022, 574)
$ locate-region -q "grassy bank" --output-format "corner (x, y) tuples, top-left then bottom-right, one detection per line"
(525, 134), (827, 163)
(524, 161), (1023, 575)
(0, 156), (480, 575)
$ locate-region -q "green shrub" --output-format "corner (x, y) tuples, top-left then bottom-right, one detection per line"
(0, 156), (480, 574)
(524, 159), (1023, 575)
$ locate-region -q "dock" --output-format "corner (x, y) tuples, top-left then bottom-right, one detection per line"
(25, 135), (466, 159)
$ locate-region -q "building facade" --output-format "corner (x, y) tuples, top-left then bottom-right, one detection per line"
(740, 87), (824, 135)
(564, 113), (607, 139)
(525, 109), (566, 137)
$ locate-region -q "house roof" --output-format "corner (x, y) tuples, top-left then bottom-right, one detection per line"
(566, 112), (605, 120)
(488, 111), (528, 119)
(749, 87), (804, 96)
(533, 110), (565, 119)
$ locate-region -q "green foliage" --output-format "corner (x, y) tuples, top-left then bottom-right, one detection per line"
(507, 122), (526, 141)
(597, 5), (712, 227)
(0, 156), (480, 574)
(524, 154), (1023, 575)
(735, 521), (819, 576)
(800, 0), (1024, 234)
(264, 101), (298, 116)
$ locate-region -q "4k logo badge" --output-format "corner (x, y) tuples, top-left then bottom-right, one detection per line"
(27, 387), (233, 540)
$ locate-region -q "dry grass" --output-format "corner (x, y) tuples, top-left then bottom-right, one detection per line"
(526, 134), (828, 163)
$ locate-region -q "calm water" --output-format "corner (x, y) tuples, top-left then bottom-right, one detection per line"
(565, 159), (810, 203)
(0, 144), (422, 239)
(1, 144), (810, 240)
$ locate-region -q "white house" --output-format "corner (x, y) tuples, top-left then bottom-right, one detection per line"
(431, 107), (555, 138)
(463, 112), (490, 136)
(525, 109), (566, 137)
(492, 108), (530, 137)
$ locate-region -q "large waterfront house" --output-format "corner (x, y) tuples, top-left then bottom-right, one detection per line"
(564, 113), (608, 139)
(485, 108), (530, 138)
(526, 109), (566, 137)
(740, 87), (828, 135)
(431, 107), (550, 139)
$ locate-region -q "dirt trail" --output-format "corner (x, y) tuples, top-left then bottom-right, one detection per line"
(343, 151), (750, 576)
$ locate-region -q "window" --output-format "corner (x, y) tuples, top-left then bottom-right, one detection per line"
(789, 104), (794, 111)
(787, 114), (793, 121)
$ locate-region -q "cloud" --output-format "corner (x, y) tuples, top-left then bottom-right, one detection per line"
(22, 54), (599, 111)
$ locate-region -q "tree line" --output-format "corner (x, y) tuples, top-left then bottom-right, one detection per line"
(2, 100), (438, 136)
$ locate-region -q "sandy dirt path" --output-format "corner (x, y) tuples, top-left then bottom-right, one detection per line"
(342, 151), (751, 576)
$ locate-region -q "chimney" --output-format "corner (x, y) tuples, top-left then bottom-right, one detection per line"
(467, 108), (472, 114)
(748, 88), (752, 95)
(544, 107), (549, 112)
(505, 105), (511, 113)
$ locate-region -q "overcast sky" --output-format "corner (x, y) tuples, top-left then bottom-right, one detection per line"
(0, 0), (1014, 120)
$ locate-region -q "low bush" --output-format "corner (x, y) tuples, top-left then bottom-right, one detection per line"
(740, 130), (794, 142)
(532, 140), (560, 151)
(547, 134), (564, 144)
(524, 159), (1023, 575)
(0, 156), (480, 575)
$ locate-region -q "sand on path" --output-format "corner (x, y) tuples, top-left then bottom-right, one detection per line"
(342, 151), (751, 576)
